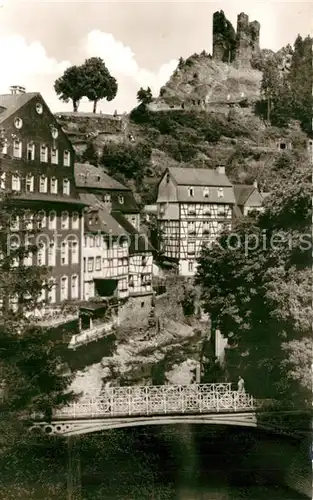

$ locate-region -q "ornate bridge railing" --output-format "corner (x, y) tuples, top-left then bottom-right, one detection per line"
(46, 384), (256, 421)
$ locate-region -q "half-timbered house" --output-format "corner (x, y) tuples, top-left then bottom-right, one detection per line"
(157, 166), (235, 276)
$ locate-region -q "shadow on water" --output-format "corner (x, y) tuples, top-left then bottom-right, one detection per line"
(80, 424), (310, 499)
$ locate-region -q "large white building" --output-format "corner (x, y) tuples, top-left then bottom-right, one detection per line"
(157, 166), (235, 276)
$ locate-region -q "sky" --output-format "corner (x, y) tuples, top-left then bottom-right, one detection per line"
(0, 0), (312, 114)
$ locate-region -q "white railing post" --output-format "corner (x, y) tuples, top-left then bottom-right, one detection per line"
(163, 386), (167, 414)
(110, 389), (114, 417)
(146, 386), (149, 415)
(234, 391), (237, 412)
(216, 392), (219, 413)
(128, 387), (132, 416)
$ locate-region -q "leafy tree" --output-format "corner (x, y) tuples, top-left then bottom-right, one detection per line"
(54, 65), (85, 112)
(260, 58), (282, 122)
(0, 159), (76, 455)
(196, 155), (312, 408)
(178, 57), (185, 70)
(136, 87), (153, 106)
(82, 57), (118, 113)
(82, 141), (99, 166)
(101, 141), (152, 183)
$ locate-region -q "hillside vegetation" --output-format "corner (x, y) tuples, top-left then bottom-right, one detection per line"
(56, 33), (312, 205)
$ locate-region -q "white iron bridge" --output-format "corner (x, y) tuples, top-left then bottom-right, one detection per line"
(30, 383), (269, 436)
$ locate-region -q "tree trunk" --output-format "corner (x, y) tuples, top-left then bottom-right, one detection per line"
(73, 100), (78, 112)
(267, 97), (271, 122)
(93, 100), (98, 113)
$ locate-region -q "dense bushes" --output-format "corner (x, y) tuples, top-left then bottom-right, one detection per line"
(101, 141), (152, 183)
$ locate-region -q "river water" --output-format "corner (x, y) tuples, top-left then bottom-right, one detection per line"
(80, 424), (310, 499)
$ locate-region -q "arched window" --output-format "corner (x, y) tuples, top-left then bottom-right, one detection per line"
(12, 173), (21, 191)
(40, 144), (48, 163)
(118, 194), (124, 204)
(27, 142), (35, 161)
(26, 174), (34, 192)
(50, 177), (58, 194)
(13, 140), (22, 158)
(63, 150), (70, 167)
(63, 178), (70, 195)
(37, 240), (46, 266)
(37, 210), (46, 229)
(203, 187), (209, 198)
(39, 175), (48, 193)
(48, 240), (56, 267)
(187, 186), (194, 197)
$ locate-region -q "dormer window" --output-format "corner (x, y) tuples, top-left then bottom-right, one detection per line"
(103, 193), (111, 203)
(39, 175), (48, 193)
(188, 186), (194, 197)
(118, 194), (124, 204)
(14, 117), (23, 129)
(13, 140), (22, 158)
(25, 174), (34, 192)
(166, 173), (170, 183)
(27, 142), (35, 161)
(217, 188), (224, 198)
(40, 145), (48, 163)
(203, 187), (209, 198)
(63, 150), (70, 167)
(35, 103), (43, 114)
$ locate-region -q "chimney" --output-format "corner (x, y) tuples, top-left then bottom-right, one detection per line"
(253, 180), (258, 190)
(9, 85), (26, 95)
(217, 165), (225, 175)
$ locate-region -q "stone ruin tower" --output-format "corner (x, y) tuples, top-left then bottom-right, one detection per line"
(213, 10), (260, 68)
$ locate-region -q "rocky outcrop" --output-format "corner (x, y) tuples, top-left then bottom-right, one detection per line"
(213, 11), (260, 68)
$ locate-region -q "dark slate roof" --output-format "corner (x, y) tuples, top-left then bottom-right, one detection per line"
(79, 193), (126, 237)
(75, 163), (128, 190)
(233, 185), (255, 205)
(111, 210), (153, 254)
(0, 92), (39, 124)
(168, 167), (233, 187)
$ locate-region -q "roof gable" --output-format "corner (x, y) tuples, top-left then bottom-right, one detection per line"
(234, 185), (263, 206)
(0, 92), (38, 124)
(75, 163), (129, 190)
(168, 167), (233, 187)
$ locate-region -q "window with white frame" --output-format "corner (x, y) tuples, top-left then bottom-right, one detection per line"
(188, 186), (194, 197)
(24, 237), (33, 266)
(61, 211), (69, 229)
(40, 144), (48, 163)
(96, 235), (101, 247)
(36, 103), (43, 114)
(63, 178), (70, 195)
(27, 142), (35, 161)
(48, 278), (56, 304)
(217, 187), (224, 198)
(89, 235), (95, 247)
(187, 204), (196, 215)
(71, 275), (79, 299)
(217, 205), (225, 217)
(10, 215), (19, 231)
(95, 256), (101, 271)
(25, 174), (34, 192)
(71, 239), (78, 264)
(188, 261), (194, 273)
(60, 276), (68, 301)
(37, 241), (46, 266)
(48, 241), (56, 266)
(2, 138), (8, 155)
(51, 147), (58, 165)
(14, 117), (23, 129)
(48, 210), (57, 230)
(188, 221), (196, 234)
(50, 177), (58, 194)
(0, 172), (5, 190)
(51, 126), (58, 139)
(13, 140), (22, 158)
(203, 187), (209, 198)
(39, 175), (48, 193)
(118, 277), (128, 291)
(63, 150), (70, 166)
(87, 257), (94, 272)
(37, 210), (46, 229)
(203, 220), (210, 234)
(187, 241), (195, 254)
(103, 193), (111, 203)
(24, 211), (33, 230)
(118, 194), (124, 204)
(61, 240), (68, 265)
(72, 212), (79, 230)
(12, 173), (21, 191)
